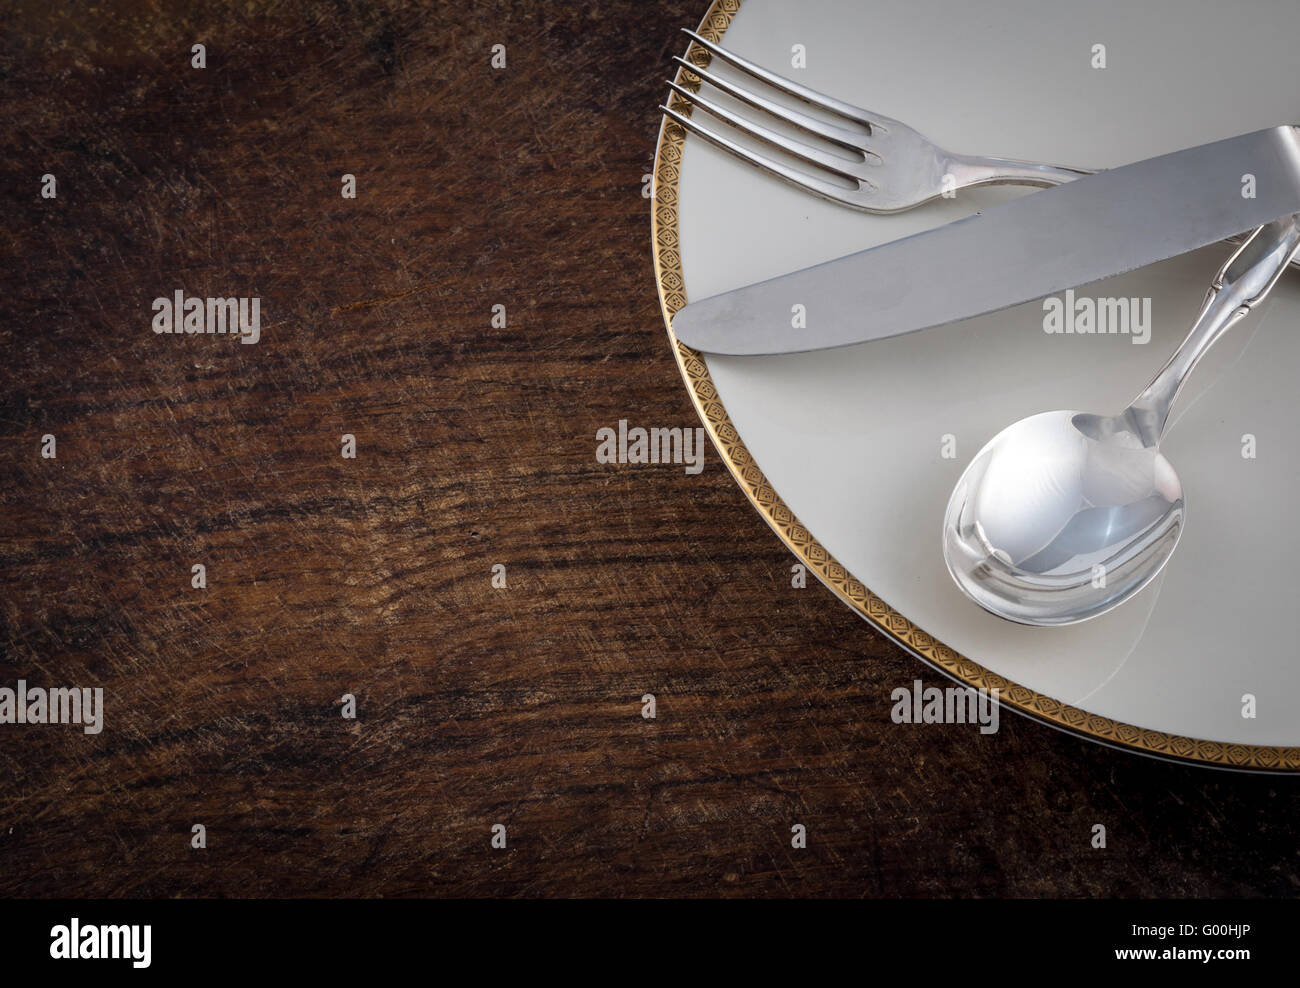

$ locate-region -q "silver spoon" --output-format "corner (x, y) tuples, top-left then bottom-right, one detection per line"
(943, 213), (1300, 626)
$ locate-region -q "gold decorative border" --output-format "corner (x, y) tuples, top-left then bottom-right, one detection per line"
(651, 0), (1300, 771)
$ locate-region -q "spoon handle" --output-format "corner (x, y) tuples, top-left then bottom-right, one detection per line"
(1125, 213), (1300, 446)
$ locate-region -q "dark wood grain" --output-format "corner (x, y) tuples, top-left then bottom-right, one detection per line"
(1, 0), (1297, 898)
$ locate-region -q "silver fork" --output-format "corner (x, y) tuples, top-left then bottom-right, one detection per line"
(661, 29), (1295, 265)
(661, 29), (1093, 213)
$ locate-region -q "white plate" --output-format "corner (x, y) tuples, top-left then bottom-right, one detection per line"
(653, 0), (1300, 770)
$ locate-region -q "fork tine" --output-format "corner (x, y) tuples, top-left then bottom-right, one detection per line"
(659, 103), (869, 206)
(665, 80), (866, 182)
(681, 29), (880, 130)
(671, 56), (870, 153)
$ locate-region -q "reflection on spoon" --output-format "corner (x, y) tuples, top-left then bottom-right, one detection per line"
(943, 214), (1300, 625)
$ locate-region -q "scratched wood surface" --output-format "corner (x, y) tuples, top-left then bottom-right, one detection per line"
(1, 0), (1298, 898)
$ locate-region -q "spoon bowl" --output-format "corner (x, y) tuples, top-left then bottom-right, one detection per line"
(942, 409), (1184, 625)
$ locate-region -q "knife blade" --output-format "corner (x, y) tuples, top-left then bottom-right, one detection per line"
(671, 125), (1300, 355)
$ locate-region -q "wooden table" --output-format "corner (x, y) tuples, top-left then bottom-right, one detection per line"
(1, 0), (1295, 897)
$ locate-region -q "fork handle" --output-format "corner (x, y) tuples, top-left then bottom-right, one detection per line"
(952, 155), (1300, 271)
(951, 154), (1095, 189)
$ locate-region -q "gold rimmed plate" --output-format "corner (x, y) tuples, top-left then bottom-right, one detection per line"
(653, 0), (1300, 770)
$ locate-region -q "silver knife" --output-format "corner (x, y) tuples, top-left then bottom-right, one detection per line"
(671, 126), (1300, 355)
